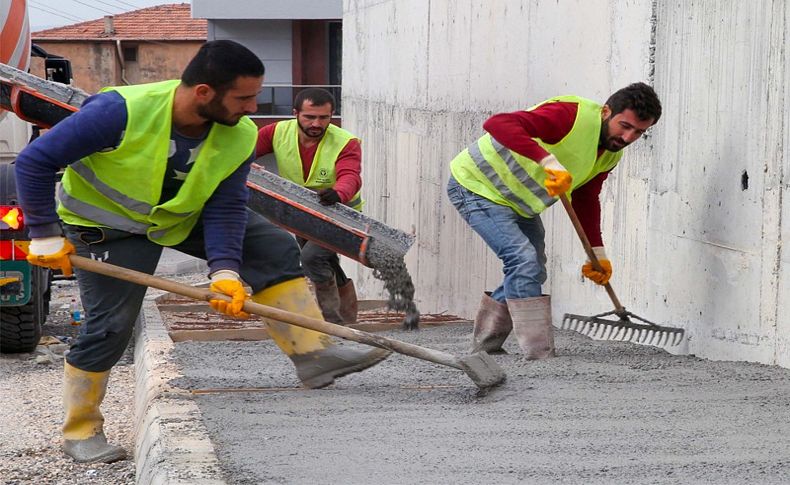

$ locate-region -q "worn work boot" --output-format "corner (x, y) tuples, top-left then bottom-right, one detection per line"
(337, 279), (359, 325)
(290, 344), (390, 389)
(62, 362), (127, 463)
(471, 292), (513, 354)
(313, 279), (345, 325)
(506, 295), (556, 359)
(251, 277), (390, 388)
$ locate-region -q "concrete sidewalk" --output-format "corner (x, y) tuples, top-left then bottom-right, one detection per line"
(135, 248), (224, 484)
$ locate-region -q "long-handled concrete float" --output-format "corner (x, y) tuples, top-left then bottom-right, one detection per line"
(69, 255), (506, 391)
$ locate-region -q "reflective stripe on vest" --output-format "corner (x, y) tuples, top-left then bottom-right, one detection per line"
(57, 80), (258, 245)
(57, 185), (149, 234)
(467, 137), (540, 217)
(272, 119), (364, 210)
(68, 161), (153, 215)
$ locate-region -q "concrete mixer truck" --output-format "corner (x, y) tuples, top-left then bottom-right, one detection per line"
(1, 0), (80, 352)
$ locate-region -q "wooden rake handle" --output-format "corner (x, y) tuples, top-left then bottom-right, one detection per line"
(68, 254), (464, 370)
(558, 194), (626, 315)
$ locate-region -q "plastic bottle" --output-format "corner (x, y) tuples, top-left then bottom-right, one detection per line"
(69, 298), (82, 326)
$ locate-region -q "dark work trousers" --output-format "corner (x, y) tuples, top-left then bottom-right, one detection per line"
(296, 237), (349, 286)
(64, 209), (303, 372)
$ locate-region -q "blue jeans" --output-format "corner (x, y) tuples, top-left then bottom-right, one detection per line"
(447, 176), (546, 302)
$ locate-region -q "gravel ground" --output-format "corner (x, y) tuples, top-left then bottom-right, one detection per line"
(0, 278), (136, 485)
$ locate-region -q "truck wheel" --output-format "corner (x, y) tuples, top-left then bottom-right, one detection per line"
(1, 266), (49, 354)
(0, 304), (42, 353)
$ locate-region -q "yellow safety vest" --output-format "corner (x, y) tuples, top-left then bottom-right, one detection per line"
(450, 95), (622, 218)
(57, 80), (257, 245)
(272, 119), (364, 210)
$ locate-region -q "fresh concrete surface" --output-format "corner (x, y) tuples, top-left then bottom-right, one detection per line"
(133, 243), (790, 484)
(158, 319), (790, 484)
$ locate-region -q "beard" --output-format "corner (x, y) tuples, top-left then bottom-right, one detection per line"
(197, 95), (242, 126)
(599, 117), (629, 152)
(297, 120), (326, 139)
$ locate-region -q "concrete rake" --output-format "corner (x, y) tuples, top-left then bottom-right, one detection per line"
(558, 195), (684, 348)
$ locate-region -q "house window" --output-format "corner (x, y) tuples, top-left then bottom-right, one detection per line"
(123, 46), (138, 62)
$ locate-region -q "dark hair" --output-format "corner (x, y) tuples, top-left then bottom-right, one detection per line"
(605, 82), (662, 123)
(293, 88), (336, 112)
(181, 40), (265, 93)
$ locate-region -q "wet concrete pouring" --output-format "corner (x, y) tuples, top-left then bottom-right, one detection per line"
(246, 166), (421, 329)
(161, 304), (790, 484)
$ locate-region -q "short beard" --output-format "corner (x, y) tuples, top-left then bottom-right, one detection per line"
(197, 94), (239, 127)
(599, 117), (627, 152)
(297, 120), (326, 139)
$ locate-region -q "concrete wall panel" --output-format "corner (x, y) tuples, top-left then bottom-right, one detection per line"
(344, 0), (788, 366)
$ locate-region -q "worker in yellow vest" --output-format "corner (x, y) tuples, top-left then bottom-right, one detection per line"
(447, 83), (662, 358)
(256, 88), (363, 325)
(15, 41), (388, 464)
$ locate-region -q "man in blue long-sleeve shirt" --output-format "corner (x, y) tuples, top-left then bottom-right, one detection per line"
(16, 40), (388, 464)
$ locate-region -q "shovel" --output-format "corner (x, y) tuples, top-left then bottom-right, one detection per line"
(68, 255), (505, 391)
(558, 194), (685, 347)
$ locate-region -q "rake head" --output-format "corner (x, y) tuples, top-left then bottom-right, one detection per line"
(561, 310), (685, 347)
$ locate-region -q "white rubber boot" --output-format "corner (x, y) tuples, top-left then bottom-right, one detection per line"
(507, 295), (556, 359)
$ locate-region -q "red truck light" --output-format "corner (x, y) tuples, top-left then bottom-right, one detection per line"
(0, 206), (24, 231)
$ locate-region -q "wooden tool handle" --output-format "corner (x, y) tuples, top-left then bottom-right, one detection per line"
(68, 254), (462, 370)
(558, 194), (625, 314)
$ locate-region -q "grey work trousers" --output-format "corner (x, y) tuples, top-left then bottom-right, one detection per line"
(297, 237), (348, 286)
(64, 209), (303, 372)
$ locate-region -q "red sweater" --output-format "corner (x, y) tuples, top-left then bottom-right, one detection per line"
(256, 122), (362, 204)
(482, 101), (610, 247)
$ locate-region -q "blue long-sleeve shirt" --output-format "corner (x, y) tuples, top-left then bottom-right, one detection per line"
(14, 91), (252, 274)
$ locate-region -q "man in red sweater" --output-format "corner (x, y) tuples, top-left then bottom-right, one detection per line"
(256, 88), (362, 324)
(448, 83), (662, 358)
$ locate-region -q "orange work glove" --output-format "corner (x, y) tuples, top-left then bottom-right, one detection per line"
(581, 246), (612, 285)
(27, 236), (76, 277)
(209, 270), (250, 318)
(539, 154), (572, 197)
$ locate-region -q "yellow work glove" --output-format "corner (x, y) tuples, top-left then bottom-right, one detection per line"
(581, 246), (612, 285)
(27, 236), (76, 277)
(539, 154), (572, 197)
(209, 270), (250, 318)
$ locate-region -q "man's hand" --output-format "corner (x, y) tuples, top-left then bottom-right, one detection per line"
(209, 270), (250, 318)
(539, 154), (572, 197)
(27, 236), (76, 277)
(581, 246), (612, 285)
(317, 188), (341, 206)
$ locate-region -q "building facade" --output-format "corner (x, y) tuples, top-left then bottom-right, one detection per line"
(31, 3), (205, 94)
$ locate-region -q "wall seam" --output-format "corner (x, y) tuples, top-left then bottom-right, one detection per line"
(770, 0), (787, 364)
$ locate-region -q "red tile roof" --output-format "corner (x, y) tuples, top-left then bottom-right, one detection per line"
(32, 3), (206, 41)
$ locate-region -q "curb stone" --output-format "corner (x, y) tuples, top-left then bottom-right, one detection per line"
(134, 293), (226, 484)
